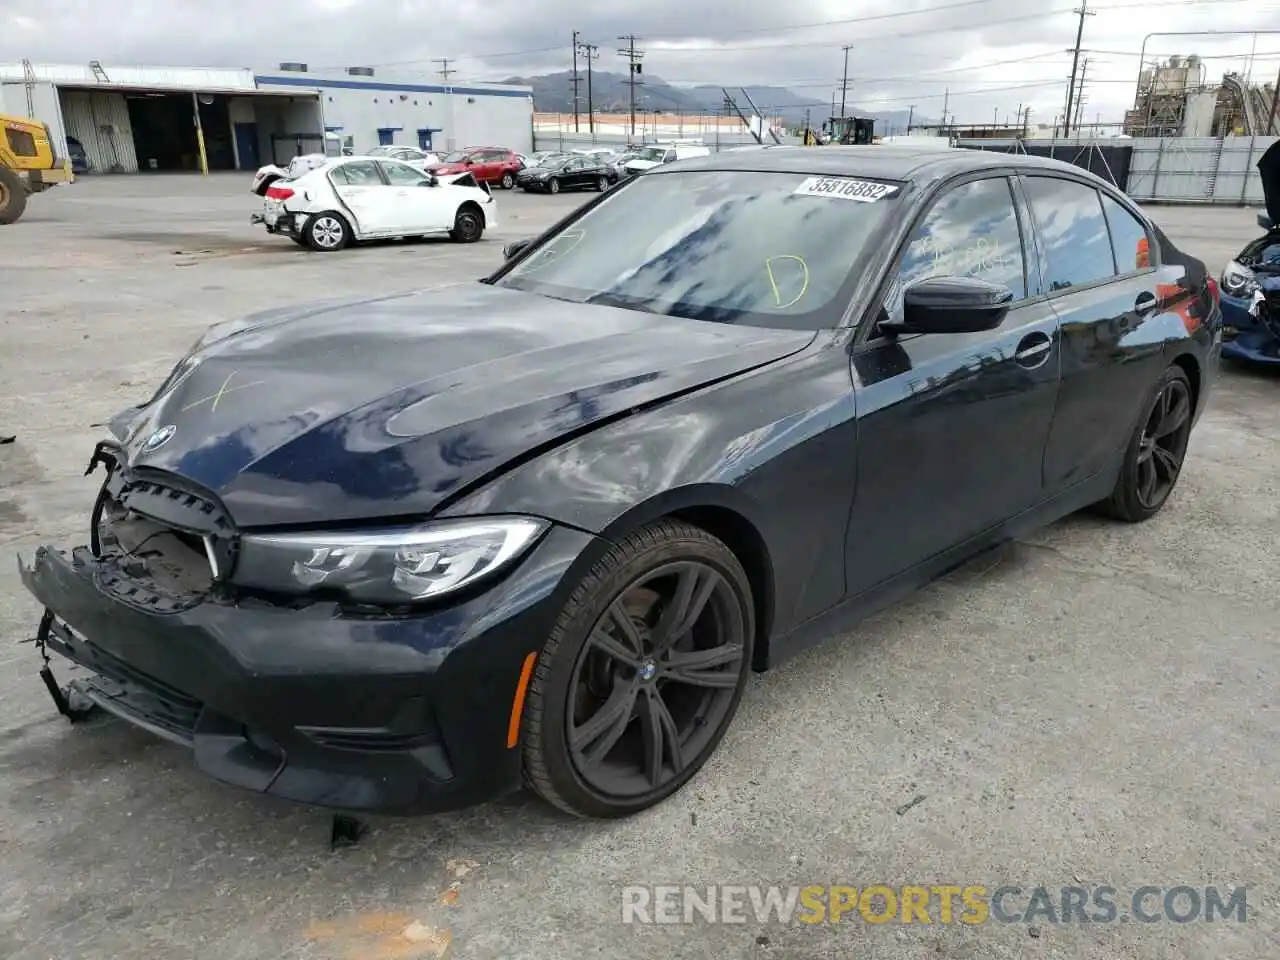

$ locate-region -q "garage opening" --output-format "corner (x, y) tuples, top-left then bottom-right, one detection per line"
(127, 93), (235, 171)
(58, 87), (324, 174)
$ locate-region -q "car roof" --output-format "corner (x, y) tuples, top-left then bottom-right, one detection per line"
(658, 144), (1111, 187)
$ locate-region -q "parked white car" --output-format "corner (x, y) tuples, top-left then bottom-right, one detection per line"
(620, 142), (711, 177)
(250, 155), (498, 251)
(250, 152), (328, 196)
(366, 144), (442, 168)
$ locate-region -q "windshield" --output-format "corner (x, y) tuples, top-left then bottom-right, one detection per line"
(636, 146), (667, 162)
(495, 170), (902, 328)
(442, 151), (469, 163)
(367, 146), (395, 156)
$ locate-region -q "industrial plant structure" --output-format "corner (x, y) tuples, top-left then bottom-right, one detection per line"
(1124, 54), (1280, 137)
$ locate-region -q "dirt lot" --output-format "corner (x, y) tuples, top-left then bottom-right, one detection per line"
(1, 174), (1276, 960)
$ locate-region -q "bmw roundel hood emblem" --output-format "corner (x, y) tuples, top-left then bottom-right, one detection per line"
(142, 424), (176, 452)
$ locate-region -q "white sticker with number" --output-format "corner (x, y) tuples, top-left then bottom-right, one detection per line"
(792, 176), (899, 202)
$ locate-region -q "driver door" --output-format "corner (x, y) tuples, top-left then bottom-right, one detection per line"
(844, 174), (1063, 597)
(376, 160), (454, 232)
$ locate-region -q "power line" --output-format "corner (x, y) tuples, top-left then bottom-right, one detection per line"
(618, 34), (645, 136)
(433, 58), (455, 81)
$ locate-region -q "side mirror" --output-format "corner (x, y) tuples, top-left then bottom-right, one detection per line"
(881, 276), (1013, 336)
(1258, 212), (1273, 230)
(503, 239), (533, 260)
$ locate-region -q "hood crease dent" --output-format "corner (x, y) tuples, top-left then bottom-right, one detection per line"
(111, 284), (815, 528)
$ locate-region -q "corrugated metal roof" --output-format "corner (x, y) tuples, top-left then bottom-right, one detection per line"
(0, 62), (257, 90)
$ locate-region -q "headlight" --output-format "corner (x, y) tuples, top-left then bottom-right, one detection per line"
(232, 516), (549, 604)
(1221, 260), (1259, 298)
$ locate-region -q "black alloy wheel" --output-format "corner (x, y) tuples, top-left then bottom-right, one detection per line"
(522, 520), (754, 818)
(1098, 364), (1194, 522)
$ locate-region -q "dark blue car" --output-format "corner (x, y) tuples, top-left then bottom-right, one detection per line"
(66, 135), (89, 175)
(1219, 139), (1280, 364)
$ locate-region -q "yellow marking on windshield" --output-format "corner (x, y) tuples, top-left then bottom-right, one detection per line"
(765, 255), (810, 309)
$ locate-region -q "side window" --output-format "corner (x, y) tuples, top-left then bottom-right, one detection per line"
(380, 161), (428, 185)
(663, 150), (677, 163)
(5, 127), (38, 157)
(332, 161), (383, 186)
(1022, 177), (1116, 290)
(1100, 193), (1152, 274)
(895, 177), (1027, 301)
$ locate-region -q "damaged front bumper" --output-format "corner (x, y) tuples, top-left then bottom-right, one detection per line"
(17, 452), (591, 815)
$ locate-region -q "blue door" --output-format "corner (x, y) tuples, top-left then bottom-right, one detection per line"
(378, 128), (396, 146)
(234, 122), (260, 169)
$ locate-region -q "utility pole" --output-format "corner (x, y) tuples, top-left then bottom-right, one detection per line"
(942, 87), (950, 134)
(1062, 0), (1095, 137)
(618, 35), (645, 137)
(433, 58), (455, 82)
(570, 31), (582, 132)
(1073, 57), (1090, 134)
(906, 104), (915, 133)
(578, 40), (599, 134)
(839, 45), (853, 117)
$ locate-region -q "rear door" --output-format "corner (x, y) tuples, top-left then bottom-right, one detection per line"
(845, 174), (1062, 596)
(1018, 175), (1169, 492)
(328, 159), (394, 235)
(473, 149), (502, 183)
(377, 159), (454, 232)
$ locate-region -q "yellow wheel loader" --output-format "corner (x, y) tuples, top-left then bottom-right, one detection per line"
(1, 114), (74, 224)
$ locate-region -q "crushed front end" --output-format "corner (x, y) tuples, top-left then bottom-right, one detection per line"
(18, 441), (590, 814)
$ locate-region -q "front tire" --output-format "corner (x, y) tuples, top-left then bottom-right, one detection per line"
(303, 211), (350, 251)
(450, 204), (484, 243)
(597, 176), (609, 192)
(1096, 364), (1194, 522)
(0, 168), (29, 224)
(548, 178), (561, 194)
(522, 520), (754, 819)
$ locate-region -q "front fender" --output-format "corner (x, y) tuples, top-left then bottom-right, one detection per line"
(437, 340), (859, 639)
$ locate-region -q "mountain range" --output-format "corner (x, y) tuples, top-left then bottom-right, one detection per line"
(499, 69), (927, 132)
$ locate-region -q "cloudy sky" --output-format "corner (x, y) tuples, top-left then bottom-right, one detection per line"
(4, 0), (1280, 125)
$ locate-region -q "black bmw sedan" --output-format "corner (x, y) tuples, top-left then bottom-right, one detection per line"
(20, 146), (1222, 820)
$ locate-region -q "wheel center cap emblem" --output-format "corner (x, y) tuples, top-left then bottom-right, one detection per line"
(638, 659), (657, 682)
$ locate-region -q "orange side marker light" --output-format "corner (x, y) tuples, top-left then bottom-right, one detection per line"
(507, 652), (538, 748)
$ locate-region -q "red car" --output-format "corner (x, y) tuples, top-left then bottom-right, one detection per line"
(427, 147), (524, 189)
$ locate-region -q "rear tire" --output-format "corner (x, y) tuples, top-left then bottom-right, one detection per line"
(1095, 364), (1194, 522)
(0, 168), (29, 224)
(521, 520), (754, 819)
(303, 211), (350, 251)
(501, 172), (515, 190)
(450, 204), (484, 243)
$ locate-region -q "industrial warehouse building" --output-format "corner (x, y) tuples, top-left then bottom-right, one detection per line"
(0, 61), (534, 174)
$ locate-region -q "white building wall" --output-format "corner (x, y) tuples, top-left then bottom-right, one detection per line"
(1, 80), (66, 150)
(253, 72), (533, 155)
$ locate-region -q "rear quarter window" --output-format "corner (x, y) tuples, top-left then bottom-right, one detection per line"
(1100, 193), (1152, 274)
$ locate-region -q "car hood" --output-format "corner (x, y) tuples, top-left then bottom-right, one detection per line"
(1259, 139), (1280, 225)
(110, 283), (815, 527)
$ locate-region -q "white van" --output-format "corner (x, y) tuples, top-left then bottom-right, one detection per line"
(621, 141), (711, 176)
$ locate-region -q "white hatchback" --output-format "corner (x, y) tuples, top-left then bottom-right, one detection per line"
(252, 156), (498, 251)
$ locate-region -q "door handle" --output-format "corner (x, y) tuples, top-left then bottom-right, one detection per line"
(1014, 331), (1053, 369)
(1135, 291), (1158, 314)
